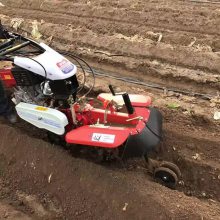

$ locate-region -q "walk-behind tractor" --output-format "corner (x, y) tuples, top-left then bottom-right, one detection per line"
(0, 24), (181, 188)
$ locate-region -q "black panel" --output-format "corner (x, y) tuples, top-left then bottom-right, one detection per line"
(49, 75), (79, 99)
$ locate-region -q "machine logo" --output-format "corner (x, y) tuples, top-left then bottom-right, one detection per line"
(92, 133), (115, 144)
(56, 59), (74, 74)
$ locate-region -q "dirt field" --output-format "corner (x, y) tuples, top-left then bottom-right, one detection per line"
(0, 0), (220, 219)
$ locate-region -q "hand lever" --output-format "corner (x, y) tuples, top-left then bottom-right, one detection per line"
(109, 85), (116, 96)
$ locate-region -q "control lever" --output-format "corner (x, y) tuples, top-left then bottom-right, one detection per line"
(109, 85), (116, 96)
(108, 85), (134, 115)
(122, 93), (134, 115)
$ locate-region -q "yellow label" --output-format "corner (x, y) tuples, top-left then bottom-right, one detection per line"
(4, 75), (12, 80)
(35, 106), (48, 111)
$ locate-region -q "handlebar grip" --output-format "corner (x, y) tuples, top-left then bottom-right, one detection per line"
(122, 93), (134, 115)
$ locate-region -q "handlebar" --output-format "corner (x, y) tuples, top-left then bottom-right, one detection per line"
(0, 24), (46, 61)
(12, 33), (45, 52)
(0, 39), (15, 51)
(0, 31), (45, 57)
(0, 41), (31, 56)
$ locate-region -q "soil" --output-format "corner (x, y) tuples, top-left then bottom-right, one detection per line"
(0, 0), (220, 219)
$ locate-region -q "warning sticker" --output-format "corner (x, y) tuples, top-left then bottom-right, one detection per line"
(35, 106), (48, 111)
(92, 133), (115, 144)
(4, 75), (12, 80)
(56, 59), (74, 74)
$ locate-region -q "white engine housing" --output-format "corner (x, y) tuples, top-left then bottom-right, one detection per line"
(14, 43), (77, 80)
(15, 102), (68, 135)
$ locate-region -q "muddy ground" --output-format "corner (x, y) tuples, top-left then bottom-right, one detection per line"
(0, 0), (220, 219)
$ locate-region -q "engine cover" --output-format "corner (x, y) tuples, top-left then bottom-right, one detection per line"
(14, 43), (77, 80)
(15, 102), (68, 135)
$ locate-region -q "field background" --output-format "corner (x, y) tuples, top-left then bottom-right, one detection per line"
(0, 0), (220, 219)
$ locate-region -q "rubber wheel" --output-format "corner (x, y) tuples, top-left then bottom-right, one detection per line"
(154, 167), (178, 189)
(160, 161), (181, 178)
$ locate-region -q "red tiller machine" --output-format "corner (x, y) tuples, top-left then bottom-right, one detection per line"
(0, 23), (181, 188)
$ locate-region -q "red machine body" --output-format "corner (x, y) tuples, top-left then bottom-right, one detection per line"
(66, 106), (150, 148)
(0, 65), (160, 158)
(61, 92), (162, 161)
(0, 67), (16, 88)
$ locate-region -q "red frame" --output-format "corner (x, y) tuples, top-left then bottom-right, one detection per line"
(65, 105), (150, 148)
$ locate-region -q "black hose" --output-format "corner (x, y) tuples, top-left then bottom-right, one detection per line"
(28, 57), (47, 80)
(27, 57), (48, 95)
(89, 68), (213, 100)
